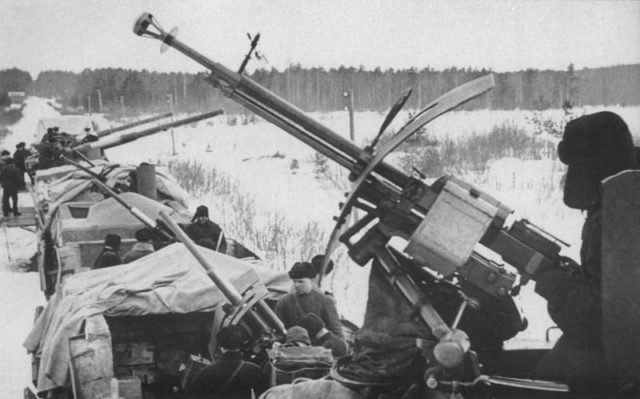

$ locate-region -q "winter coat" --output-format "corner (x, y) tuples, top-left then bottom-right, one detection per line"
(187, 351), (266, 398)
(13, 148), (30, 171)
(93, 247), (122, 269)
(0, 162), (22, 190)
(122, 242), (154, 263)
(534, 210), (604, 388)
(182, 219), (227, 253)
(535, 210), (602, 348)
(275, 287), (344, 339)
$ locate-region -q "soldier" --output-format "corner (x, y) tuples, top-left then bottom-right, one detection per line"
(13, 142), (30, 189)
(275, 262), (344, 339)
(284, 326), (311, 347)
(0, 157), (22, 216)
(122, 228), (155, 263)
(187, 325), (266, 398)
(93, 234), (122, 268)
(182, 205), (227, 253)
(534, 112), (636, 394)
(299, 313), (348, 358)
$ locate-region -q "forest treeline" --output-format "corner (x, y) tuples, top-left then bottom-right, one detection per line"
(2, 64), (639, 116)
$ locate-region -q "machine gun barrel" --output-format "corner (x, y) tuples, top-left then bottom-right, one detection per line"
(133, 14), (409, 188)
(96, 112), (173, 138)
(74, 109), (223, 152)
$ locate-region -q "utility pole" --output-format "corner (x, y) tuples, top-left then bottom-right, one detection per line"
(87, 95), (92, 115)
(182, 74), (188, 109)
(97, 89), (103, 114)
(343, 90), (355, 141)
(168, 93), (176, 155)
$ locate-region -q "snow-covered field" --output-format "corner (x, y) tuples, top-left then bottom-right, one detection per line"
(2, 97), (640, 397)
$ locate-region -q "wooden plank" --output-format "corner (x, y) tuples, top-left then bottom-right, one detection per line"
(602, 170), (640, 378)
(69, 315), (114, 399)
(2, 206), (37, 228)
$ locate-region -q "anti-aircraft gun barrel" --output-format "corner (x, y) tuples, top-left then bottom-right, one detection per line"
(74, 109), (223, 152)
(96, 112), (173, 138)
(133, 13), (409, 188)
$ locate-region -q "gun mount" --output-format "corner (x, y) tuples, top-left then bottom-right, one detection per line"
(134, 12), (571, 386)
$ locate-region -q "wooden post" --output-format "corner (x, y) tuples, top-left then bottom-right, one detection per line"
(87, 96), (92, 115)
(97, 89), (103, 114)
(343, 90), (355, 141)
(602, 170), (640, 379)
(167, 93), (176, 155)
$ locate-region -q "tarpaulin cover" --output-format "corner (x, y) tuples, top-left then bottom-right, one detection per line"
(38, 162), (191, 214)
(23, 243), (290, 394)
(52, 192), (191, 243)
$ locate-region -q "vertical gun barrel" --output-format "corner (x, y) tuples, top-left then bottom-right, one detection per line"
(96, 112), (174, 138)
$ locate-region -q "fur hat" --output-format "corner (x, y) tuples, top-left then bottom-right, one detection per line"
(311, 254), (334, 276)
(135, 228), (154, 242)
(288, 262), (316, 280)
(216, 325), (247, 350)
(104, 234), (121, 249)
(285, 326), (310, 346)
(298, 313), (325, 338)
(16, 142), (25, 149)
(558, 112), (635, 180)
(192, 205), (209, 221)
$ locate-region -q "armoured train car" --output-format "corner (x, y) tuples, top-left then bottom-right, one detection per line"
(23, 113), (291, 398)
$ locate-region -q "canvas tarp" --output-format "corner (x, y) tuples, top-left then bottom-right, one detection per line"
(23, 243), (290, 394)
(37, 163), (191, 213)
(52, 192), (191, 243)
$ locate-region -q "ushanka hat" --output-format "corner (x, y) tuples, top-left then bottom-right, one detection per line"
(288, 262), (316, 279)
(558, 111), (635, 180)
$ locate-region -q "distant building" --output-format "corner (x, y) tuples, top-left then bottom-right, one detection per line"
(7, 91), (26, 110)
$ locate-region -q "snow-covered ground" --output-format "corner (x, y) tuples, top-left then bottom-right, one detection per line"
(2, 97), (640, 397)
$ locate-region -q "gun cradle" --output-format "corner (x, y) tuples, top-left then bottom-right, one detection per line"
(405, 177), (561, 297)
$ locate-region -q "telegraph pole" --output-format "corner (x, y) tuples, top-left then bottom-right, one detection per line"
(97, 89), (103, 113)
(343, 90), (355, 141)
(168, 93), (176, 155)
(87, 96), (92, 115)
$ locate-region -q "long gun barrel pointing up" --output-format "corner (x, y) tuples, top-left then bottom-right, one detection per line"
(133, 13), (409, 188)
(96, 112), (173, 138)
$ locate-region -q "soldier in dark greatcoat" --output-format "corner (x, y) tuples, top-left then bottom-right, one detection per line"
(93, 234), (122, 268)
(534, 112), (637, 395)
(13, 142), (30, 189)
(0, 157), (23, 216)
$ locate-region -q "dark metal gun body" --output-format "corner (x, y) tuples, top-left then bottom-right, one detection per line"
(96, 112), (173, 138)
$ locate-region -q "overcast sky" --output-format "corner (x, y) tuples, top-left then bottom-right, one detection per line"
(2, 0), (639, 78)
